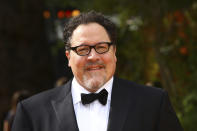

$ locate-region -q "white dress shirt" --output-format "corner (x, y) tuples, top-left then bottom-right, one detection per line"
(71, 77), (113, 131)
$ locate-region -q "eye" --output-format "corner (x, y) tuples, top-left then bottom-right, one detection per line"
(76, 46), (90, 54)
(96, 43), (108, 51)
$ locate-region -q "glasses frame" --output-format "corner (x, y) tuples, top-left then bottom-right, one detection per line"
(68, 42), (114, 56)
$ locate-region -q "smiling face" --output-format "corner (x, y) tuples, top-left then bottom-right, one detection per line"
(66, 23), (117, 92)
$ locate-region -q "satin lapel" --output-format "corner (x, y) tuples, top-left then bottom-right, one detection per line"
(107, 77), (133, 131)
(51, 80), (79, 131)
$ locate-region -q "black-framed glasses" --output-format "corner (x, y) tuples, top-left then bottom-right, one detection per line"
(68, 42), (113, 56)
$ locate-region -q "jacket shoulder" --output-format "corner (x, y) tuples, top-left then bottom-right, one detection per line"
(114, 77), (166, 98)
(21, 79), (72, 108)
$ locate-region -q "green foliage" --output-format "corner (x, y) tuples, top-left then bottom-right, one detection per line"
(180, 92), (197, 130)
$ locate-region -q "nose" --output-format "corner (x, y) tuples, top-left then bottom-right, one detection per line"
(87, 48), (100, 61)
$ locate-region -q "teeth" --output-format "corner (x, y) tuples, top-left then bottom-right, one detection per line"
(92, 67), (99, 69)
(86, 64), (105, 71)
(87, 66), (102, 70)
(90, 67), (100, 70)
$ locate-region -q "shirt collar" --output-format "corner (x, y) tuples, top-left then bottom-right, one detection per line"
(71, 77), (114, 105)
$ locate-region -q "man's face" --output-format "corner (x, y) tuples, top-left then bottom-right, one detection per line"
(66, 22), (117, 92)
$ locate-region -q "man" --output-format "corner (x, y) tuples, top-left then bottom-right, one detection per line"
(12, 11), (183, 131)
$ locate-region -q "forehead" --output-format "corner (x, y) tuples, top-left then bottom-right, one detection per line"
(70, 23), (110, 46)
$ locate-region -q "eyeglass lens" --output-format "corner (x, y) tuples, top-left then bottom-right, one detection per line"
(75, 43), (110, 56)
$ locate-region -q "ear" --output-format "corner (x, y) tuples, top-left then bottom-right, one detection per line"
(113, 46), (117, 62)
(65, 51), (71, 67)
(113, 45), (116, 53)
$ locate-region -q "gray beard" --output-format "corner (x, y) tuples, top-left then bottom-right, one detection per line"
(82, 71), (107, 92)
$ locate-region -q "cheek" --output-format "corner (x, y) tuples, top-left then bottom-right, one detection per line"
(70, 56), (85, 70)
(105, 54), (117, 69)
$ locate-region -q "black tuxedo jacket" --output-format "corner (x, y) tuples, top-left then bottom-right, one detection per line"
(12, 77), (183, 131)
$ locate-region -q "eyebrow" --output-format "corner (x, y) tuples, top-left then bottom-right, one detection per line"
(76, 41), (111, 46)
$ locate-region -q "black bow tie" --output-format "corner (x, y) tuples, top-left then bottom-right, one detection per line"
(81, 89), (108, 105)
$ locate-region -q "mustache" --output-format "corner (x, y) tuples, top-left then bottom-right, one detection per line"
(84, 61), (105, 69)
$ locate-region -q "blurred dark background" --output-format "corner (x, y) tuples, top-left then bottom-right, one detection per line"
(0, 0), (197, 130)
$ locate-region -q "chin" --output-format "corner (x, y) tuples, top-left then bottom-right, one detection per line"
(83, 73), (107, 92)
